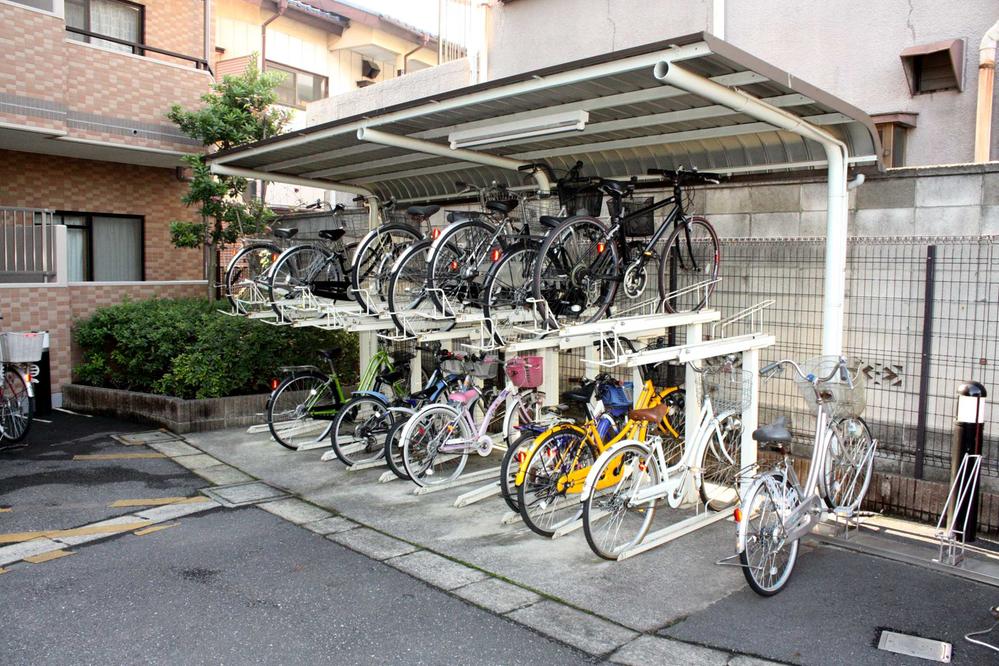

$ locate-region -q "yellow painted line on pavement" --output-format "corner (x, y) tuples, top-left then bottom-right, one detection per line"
(73, 453), (167, 461)
(0, 567), (6, 574)
(24, 550), (74, 564)
(133, 523), (179, 536)
(0, 522), (150, 544)
(108, 496), (208, 508)
(0, 506), (11, 513)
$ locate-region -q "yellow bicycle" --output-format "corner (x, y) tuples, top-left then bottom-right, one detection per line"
(515, 377), (683, 537)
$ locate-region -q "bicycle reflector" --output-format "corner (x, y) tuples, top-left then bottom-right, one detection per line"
(733, 507), (743, 523)
(490, 248), (502, 262)
(450, 260), (459, 271)
(516, 450), (527, 463)
(431, 228), (441, 240)
(597, 242), (606, 254)
(270, 378), (279, 390)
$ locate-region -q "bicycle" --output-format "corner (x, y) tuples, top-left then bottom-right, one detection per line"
(577, 360), (746, 560)
(330, 344), (462, 470)
(736, 355), (876, 595)
(399, 353), (545, 488)
(532, 166), (722, 327)
(0, 328), (42, 446)
(515, 375), (683, 538)
(265, 347), (410, 450)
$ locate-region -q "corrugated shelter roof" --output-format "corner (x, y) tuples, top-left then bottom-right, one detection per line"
(210, 32), (882, 202)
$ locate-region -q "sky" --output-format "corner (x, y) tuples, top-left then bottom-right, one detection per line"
(346, 0), (443, 35)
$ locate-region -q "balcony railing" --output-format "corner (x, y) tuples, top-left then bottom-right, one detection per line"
(65, 26), (211, 73)
(1, 207), (55, 283)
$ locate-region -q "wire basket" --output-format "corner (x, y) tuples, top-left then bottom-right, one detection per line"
(505, 356), (544, 388)
(558, 181), (603, 217)
(521, 197), (562, 228)
(795, 356), (867, 419)
(622, 196), (655, 236)
(443, 355), (499, 379)
(702, 367), (753, 414)
(333, 207), (371, 240)
(0, 332), (44, 363)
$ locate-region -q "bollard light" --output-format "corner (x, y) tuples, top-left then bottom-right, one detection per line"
(950, 381), (987, 543)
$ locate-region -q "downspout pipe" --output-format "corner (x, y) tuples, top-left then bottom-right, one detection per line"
(974, 19), (999, 163)
(204, 0), (211, 73)
(654, 60), (850, 355)
(209, 164), (382, 227)
(261, 0), (288, 70)
(356, 127), (552, 194)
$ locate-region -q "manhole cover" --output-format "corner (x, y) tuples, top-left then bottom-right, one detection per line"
(877, 630), (951, 663)
(113, 431), (182, 446)
(201, 481), (290, 507)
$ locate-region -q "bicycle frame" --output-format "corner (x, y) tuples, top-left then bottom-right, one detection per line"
(0, 362), (34, 440)
(440, 384), (521, 456)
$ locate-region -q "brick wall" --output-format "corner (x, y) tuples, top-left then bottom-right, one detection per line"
(143, 0), (209, 66)
(0, 3), (67, 133)
(0, 149), (202, 281)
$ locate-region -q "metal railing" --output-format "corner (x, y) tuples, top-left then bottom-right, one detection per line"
(65, 27), (211, 73)
(0, 207), (55, 282)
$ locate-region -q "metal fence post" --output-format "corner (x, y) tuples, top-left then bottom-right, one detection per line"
(914, 244), (936, 480)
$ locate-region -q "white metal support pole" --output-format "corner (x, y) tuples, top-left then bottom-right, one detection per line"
(684, 322), (702, 448)
(582, 344), (599, 379)
(411, 348), (423, 393)
(821, 142), (849, 355)
(359, 330), (377, 384)
(741, 346), (760, 494)
(541, 346), (559, 406)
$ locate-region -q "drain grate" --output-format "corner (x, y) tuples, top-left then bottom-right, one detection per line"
(200, 481), (290, 508)
(112, 430), (183, 446)
(877, 630), (951, 663)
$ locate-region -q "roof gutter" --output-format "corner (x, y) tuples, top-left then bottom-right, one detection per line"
(654, 60), (850, 355)
(974, 18), (999, 163)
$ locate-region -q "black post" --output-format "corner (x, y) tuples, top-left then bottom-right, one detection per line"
(949, 381), (987, 543)
(914, 244), (936, 479)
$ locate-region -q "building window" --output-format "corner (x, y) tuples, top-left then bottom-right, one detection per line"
(66, 0), (144, 55)
(872, 113), (917, 169)
(266, 61), (328, 108)
(8, 0), (56, 12)
(55, 213), (144, 282)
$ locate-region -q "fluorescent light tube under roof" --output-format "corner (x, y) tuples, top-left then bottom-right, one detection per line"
(448, 110), (589, 149)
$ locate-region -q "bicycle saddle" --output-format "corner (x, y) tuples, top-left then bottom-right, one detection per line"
(752, 415), (792, 449)
(448, 388), (480, 404)
(599, 180), (631, 197)
(486, 199), (518, 214)
(318, 228), (346, 242)
(318, 348), (343, 362)
(446, 211), (486, 223)
(561, 385), (594, 403)
(627, 402), (671, 424)
(407, 205), (441, 218)
(539, 215), (569, 228)
(273, 227), (298, 239)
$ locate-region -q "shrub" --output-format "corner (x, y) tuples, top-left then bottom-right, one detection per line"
(73, 298), (358, 399)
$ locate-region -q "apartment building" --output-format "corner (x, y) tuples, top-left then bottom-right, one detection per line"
(0, 0), (213, 401)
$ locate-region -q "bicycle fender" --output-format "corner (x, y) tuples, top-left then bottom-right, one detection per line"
(350, 390), (389, 402)
(513, 423), (586, 487)
(578, 439), (650, 503)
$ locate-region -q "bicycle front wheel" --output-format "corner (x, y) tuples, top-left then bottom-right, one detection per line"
(739, 472), (800, 596)
(0, 367), (34, 443)
(351, 223), (422, 313)
(225, 242), (279, 313)
(402, 404), (471, 487)
(387, 240), (452, 337)
(267, 371), (337, 450)
(331, 395), (392, 466)
(532, 216), (619, 328)
(500, 432), (534, 513)
(658, 216), (720, 313)
(383, 417), (411, 480)
(482, 242), (541, 342)
(268, 245), (331, 319)
(583, 443), (660, 560)
(517, 425), (591, 537)
(822, 416), (876, 513)
(426, 219), (497, 315)
(698, 414), (742, 511)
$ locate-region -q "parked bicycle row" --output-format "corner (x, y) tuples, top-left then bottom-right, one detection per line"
(263, 339), (877, 596)
(223, 163), (723, 340)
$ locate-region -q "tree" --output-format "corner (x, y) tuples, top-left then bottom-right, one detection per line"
(168, 55), (290, 300)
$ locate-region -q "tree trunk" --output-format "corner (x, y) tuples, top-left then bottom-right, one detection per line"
(206, 239), (218, 302)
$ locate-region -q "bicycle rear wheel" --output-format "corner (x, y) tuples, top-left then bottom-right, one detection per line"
(482, 242), (542, 342)
(532, 216), (619, 328)
(266, 371), (338, 450)
(822, 416), (875, 512)
(426, 219), (496, 315)
(500, 432), (534, 512)
(739, 471), (800, 595)
(331, 395), (391, 466)
(657, 216), (720, 313)
(225, 242), (279, 313)
(383, 417), (411, 480)
(698, 414), (742, 511)
(387, 240), (450, 337)
(267, 245), (331, 319)
(351, 223), (422, 313)
(0, 367), (33, 443)
(401, 404), (471, 487)
(517, 425), (591, 537)
(582, 443), (660, 560)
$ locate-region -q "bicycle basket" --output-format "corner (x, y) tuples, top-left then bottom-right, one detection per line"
(622, 196), (655, 236)
(504, 356), (543, 389)
(794, 356), (866, 419)
(521, 197), (562, 229)
(0, 332), (44, 363)
(442, 358), (466, 376)
(558, 181), (603, 217)
(468, 355), (499, 379)
(333, 207), (370, 239)
(701, 367), (753, 414)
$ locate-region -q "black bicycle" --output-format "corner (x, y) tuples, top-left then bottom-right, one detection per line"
(531, 166), (722, 327)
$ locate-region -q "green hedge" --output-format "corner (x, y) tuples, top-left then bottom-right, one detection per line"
(73, 298), (358, 400)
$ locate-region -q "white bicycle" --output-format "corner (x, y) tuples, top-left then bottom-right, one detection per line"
(578, 361), (746, 560)
(736, 355), (877, 595)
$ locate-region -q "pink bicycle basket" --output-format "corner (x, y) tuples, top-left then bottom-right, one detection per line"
(505, 356), (543, 389)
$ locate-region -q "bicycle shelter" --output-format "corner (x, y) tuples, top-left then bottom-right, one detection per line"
(207, 33), (889, 556)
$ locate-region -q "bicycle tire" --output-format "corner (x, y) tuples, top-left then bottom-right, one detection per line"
(532, 216), (619, 328)
(0, 367), (34, 443)
(698, 413), (742, 511)
(657, 216), (720, 314)
(500, 432), (535, 512)
(821, 416), (875, 512)
(267, 244), (333, 319)
(517, 425), (592, 538)
(582, 442), (660, 560)
(351, 223), (422, 313)
(267, 370), (338, 450)
(482, 241), (541, 344)
(426, 218), (497, 315)
(501, 389), (544, 449)
(224, 242), (280, 313)
(383, 417), (412, 480)
(739, 471), (800, 596)
(401, 404), (471, 487)
(330, 395), (391, 466)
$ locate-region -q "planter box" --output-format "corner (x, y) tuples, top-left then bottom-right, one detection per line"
(62, 384), (268, 434)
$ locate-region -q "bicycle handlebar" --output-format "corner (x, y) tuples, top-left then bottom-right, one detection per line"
(762, 357), (850, 386)
(647, 167), (722, 185)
